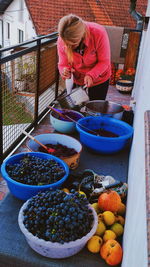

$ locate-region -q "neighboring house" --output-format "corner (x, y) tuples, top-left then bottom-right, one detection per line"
(25, 0), (147, 35)
(0, 0), (36, 47)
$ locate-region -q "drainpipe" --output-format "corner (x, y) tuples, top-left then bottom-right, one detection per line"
(130, 0), (144, 30)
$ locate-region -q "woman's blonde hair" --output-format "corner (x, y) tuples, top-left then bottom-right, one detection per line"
(58, 14), (87, 63)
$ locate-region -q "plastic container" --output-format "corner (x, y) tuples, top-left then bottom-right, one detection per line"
(18, 202), (98, 258)
(50, 110), (84, 134)
(27, 133), (82, 170)
(65, 74), (74, 95)
(76, 116), (133, 154)
(1, 152), (69, 201)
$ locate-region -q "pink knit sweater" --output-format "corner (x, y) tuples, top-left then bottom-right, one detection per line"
(57, 22), (111, 86)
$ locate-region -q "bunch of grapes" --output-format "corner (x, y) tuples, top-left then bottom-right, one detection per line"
(6, 155), (66, 185)
(23, 189), (94, 243)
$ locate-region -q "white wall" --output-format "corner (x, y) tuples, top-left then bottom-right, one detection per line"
(122, 12), (150, 267)
(0, 19), (2, 47)
(146, 0), (150, 16)
(105, 26), (124, 63)
(0, 0), (36, 47)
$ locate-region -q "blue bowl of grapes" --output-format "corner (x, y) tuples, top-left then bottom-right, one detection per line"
(18, 190), (98, 258)
(1, 152), (69, 201)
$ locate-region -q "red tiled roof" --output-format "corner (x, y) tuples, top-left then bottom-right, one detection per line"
(25, 0), (95, 35)
(102, 0), (147, 28)
(25, 0), (147, 35)
(87, 0), (113, 25)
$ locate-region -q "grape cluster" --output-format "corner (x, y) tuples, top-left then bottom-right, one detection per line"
(6, 155), (66, 185)
(23, 189), (94, 243)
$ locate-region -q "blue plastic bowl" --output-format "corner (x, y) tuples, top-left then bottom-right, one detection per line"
(1, 152), (69, 201)
(76, 116), (133, 154)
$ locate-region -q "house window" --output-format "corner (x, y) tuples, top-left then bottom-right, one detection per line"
(18, 29), (24, 43)
(6, 22), (10, 39)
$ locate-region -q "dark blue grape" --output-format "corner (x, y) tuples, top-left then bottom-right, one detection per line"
(6, 155), (65, 186)
(22, 189), (94, 243)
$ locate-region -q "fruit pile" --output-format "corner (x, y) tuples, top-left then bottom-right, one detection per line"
(6, 155), (66, 185)
(23, 189), (94, 243)
(87, 190), (126, 266)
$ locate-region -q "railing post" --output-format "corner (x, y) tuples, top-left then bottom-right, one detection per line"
(34, 39), (41, 126)
(0, 50), (3, 164)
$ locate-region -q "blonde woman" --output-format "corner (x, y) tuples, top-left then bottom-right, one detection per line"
(57, 14), (111, 100)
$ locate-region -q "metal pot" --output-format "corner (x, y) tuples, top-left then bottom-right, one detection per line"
(85, 100), (124, 120)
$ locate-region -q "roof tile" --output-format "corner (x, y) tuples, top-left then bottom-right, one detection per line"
(25, 0), (147, 35)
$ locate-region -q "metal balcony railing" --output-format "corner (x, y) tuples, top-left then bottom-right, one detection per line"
(0, 33), (64, 163)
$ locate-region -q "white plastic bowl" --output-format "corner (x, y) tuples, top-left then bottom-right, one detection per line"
(18, 201), (98, 259)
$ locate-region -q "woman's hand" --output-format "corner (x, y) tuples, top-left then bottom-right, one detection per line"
(84, 75), (93, 87)
(62, 67), (71, 79)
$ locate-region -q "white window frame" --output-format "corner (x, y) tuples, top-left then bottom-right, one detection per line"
(18, 29), (24, 43)
(6, 22), (10, 39)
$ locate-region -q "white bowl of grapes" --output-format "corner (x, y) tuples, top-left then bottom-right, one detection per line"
(18, 189), (98, 258)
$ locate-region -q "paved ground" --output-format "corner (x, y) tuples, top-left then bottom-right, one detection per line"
(106, 85), (131, 106)
(0, 85), (131, 200)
